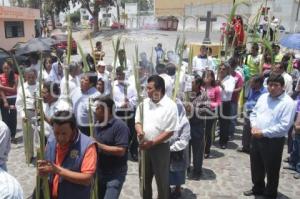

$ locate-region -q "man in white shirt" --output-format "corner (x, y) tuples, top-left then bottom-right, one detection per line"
(273, 61), (293, 96)
(156, 63), (174, 98)
(0, 121), (10, 171)
(135, 75), (178, 199)
(192, 45), (212, 76)
(42, 81), (60, 138)
(60, 62), (81, 103)
(0, 169), (24, 199)
(113, 67), (138, 160)
(15, 68), (39, 164)
(0, 121), (23, 198)
(96, 61), (111, 96)
(217, 62), (236, 149)
(112, 49), (132, 76)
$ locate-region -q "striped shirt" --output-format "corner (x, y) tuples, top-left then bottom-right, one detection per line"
(0, 121), (10, 170)
(0, 168), (23, 199)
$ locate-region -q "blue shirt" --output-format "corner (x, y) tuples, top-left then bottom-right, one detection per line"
(245, 87), (268, 111)
(95, 118), (129, 174)
(250, 92), (296, 138)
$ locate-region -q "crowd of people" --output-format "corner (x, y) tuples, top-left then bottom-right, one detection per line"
(0, 35), (300, 199)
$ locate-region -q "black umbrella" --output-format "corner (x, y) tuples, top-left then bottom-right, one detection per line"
(0, 48), (11, 59)
(15, 37), (58, 55)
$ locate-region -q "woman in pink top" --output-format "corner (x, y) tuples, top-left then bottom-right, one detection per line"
(202, 70), (221, 158)
(262, 52), (272, 73)
(0, 61), (18, 142)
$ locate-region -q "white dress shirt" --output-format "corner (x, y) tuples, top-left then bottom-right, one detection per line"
(282, 72), (293, 96)
(97, 71), (111, 96)
(135, 95), (179, 142)
(60, 75), (80, 100)
(43, 100), (60, 137)
(0, 168), (23, 199)
(15, 82), (39, 118)
(159, 73), (174, 98)
(0, 121), (10, 170)
(192, 56), (212, 76)
(112, 80), (137, 111)
(250, 92), (296, 138)
(220, 75), (236, 102)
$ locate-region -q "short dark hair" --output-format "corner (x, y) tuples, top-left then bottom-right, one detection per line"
(251, 75), (264, 86)
(147, 75), (165, 96)
(155, 63), (166, 74)
(116, 66), (125, 74)
(200, 45), (207, 51)
(96, 41), (102, 46)
(252, 43), (259, 51)
(228, 56), (238, 68)
(51, 110), (77, 130)
(280, 61), (289, 71)
(43, 81), (60, 96)
(94, 96), (115, 114)
(267, 74), (285, 86)
(82, 73), (98, 87)
(194, 75), (204, 86)
(166, 63), (176, 76)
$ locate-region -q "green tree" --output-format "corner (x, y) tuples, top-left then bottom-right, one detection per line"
(70, 10), (81, 25)
(47, 0), (115, 33)
(25, 0), (39, 8)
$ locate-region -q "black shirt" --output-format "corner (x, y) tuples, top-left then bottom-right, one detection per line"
(95, 118), (129, 174)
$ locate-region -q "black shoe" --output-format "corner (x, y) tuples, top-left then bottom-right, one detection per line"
(243, 189), (263, 196)
(220, 145), (227, 149)
(204, 154), (210, 159)
(237, 147), (250, 154)
(188, 171), (201, 180)
(170, 190), (181, 199)
(283, 164), (296, 170)
(294, 173), (300, 179)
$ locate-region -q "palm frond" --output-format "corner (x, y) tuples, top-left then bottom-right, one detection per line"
(78, 44), (90, 73)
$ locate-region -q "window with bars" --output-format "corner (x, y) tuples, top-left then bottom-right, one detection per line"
(4, 21), (25, 38)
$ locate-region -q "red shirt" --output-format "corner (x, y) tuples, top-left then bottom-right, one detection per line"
(0, 73), (18, 96)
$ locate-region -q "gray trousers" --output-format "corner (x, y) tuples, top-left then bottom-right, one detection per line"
(143, 142), (170, 199)
(242, 111), (251, 151)
(22, 110), (36, 164)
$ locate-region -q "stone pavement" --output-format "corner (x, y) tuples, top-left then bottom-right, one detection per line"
(6, 119), (300, 199)
(5, 29), (299, 199)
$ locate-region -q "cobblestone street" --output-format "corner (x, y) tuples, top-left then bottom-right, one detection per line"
(7, 120), (300, 199)
(5, 29), (300, 199)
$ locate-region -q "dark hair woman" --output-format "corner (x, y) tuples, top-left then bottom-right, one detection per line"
(0, 61), (18, 142)
(202, 70), (221, 158)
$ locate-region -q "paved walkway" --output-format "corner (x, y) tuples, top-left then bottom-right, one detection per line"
(5, 29), (299, 199)
(7, 121), (300, 199)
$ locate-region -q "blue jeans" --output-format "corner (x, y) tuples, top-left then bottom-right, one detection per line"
(98, 172), (126, 199)
(291, 134), (300, 172)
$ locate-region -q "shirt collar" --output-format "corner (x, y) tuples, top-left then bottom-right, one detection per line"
(97, 117), (116, 128)
(83, 87), (97, 95)
(268, 91), (285, 100)
(149, 94), (168, 106)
